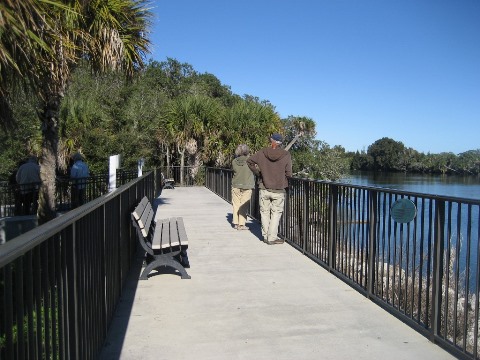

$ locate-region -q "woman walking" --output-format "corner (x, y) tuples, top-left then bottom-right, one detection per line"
(231, 144), (255, 230)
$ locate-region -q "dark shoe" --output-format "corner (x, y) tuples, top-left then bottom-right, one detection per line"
(265, 239), (284, 245)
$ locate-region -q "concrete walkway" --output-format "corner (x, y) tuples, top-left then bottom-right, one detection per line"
(99, 187), (455, 360)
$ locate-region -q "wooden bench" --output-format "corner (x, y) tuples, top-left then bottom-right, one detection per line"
(131, 196), (191, 280)
(159, 172), (175, 190)
(163, 178), (175, 189)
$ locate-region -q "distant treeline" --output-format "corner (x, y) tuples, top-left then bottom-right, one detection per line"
(0, 58), (347, 181)
(1, 59), (477, 182)
(348, 137), (480, 175)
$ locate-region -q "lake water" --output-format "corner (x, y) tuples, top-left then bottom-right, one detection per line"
(340, 171), (480, 292)
(340, 171), (480, 200)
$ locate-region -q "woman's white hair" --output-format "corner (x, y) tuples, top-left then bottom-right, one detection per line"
(235, 144), (250, 157)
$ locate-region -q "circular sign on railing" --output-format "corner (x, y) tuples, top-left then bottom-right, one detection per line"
(391, 198), (417, 223)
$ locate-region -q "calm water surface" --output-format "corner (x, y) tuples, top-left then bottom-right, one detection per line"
(341, 171), (480, 200)
(341, 171), (480, 291)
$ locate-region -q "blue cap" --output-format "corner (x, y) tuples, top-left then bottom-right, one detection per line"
(271, 133), (283, 142)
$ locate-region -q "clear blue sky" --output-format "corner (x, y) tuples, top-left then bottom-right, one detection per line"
(148, 0), (479, 154)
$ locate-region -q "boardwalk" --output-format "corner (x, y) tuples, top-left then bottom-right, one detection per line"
(99, 187), (455, 360)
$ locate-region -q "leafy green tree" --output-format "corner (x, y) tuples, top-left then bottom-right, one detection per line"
(0, 0), (151, 222)
(222, 96), (281, 165)
(162, 95), (202, 184)
(403, 148), (425, 172)
(350, 150), (373, 171)
(427, 152), (457, 174)
(0, 0), (60, 123)
(60, 63), (159, 174)
(189, 72), (234, 105)
(282, 116), (316, 151)
(454, 150), (480, 175)
(0, 85), (42, 178)
(282, 116), (347, 180)
(367, 137), (405, 171)
(146, 58), (196, 99)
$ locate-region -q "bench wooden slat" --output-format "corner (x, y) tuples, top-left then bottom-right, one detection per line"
(132, 197), (149, 220)
(151, 219), (163, 250)
(151, 217), (188, 250)
(140, 204), (154, 237)
(133, 197), (155, 237)
(169, 218), (180, 248)
(160, 219), (170, 250)
(176, 217), (188, 246)
(138, 207), (153, 237)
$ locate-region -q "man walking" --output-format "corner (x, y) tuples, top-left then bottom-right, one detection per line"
(70, 152), (90, 208)
(247, 133), (292, 244)
(16, 156), (41, 215)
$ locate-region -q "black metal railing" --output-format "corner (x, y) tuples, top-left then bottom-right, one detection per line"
(1, 169), (162, 217)
(116, 169), (138, 186)
(55, 174), (109, 212)
(0, 182), (41, 217)
(0, 171), (157, 359)
(205, 167), (480, 360)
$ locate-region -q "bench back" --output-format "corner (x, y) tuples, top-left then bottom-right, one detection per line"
(132, 196), (154, 240)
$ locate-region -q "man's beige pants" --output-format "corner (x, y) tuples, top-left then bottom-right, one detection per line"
(259, 189), (285, 242)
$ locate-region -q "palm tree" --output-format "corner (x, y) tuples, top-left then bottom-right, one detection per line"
(283, 116), (316, 151)
(0, 0), (58, 123)
(163, 96), (199, 185)
(0, 0), (151, 222)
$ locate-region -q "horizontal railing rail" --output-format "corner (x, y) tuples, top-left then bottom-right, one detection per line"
(205, 167), (480, 360)
(0, 171), (158, 359)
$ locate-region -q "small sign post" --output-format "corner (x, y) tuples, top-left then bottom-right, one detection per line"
(138, 158), (145, 177)
(109, 154), (121, 192)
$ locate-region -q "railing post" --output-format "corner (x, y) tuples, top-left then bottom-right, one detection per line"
(328, 184), (338, 271)
(66, 223), (79, 359)
(430, 199), (445, 342)
(222, 170), (226, 199)
(302, 181), (310, 254)
(367, 190), (378, 298)
(282, 184), (289, 241)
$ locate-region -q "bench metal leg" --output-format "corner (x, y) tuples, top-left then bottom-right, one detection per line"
(165, 257), (191, 279)
(140, 257), (191, 280)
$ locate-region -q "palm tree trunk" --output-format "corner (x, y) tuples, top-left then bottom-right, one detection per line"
(285, 133), (303, 151)
(38, 95), (60, 223)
